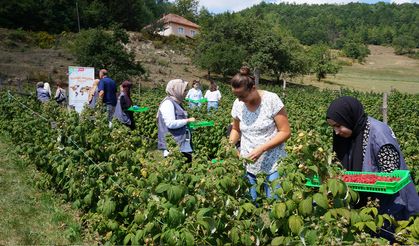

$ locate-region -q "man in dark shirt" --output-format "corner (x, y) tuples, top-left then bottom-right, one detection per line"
(98, 69), (117, 125)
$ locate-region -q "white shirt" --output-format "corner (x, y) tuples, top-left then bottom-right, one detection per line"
(186, 88), (202, 100)
(204, 90), (221, 102)
(231, 91), (287, 175)
(159, 100), (188, 129)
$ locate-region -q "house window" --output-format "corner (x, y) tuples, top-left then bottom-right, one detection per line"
(190, 30), (196, 36)
(178, 27), (184, 34)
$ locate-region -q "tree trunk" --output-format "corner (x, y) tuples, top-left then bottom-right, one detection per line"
(207, 70), (211, 80)
(254, 68), (260, 86)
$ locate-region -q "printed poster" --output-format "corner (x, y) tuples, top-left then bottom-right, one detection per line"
(68, 66), (94, 113)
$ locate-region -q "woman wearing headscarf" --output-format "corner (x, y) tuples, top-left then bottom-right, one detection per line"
(157, 79), (196, 162)
(88, 79), (100, 108)
(114, 81), (135, 130)
(36, 82), (50, 102)
(326, 96), (419, 221)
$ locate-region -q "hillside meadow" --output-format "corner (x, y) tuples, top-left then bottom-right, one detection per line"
(301, 45), (419, 94)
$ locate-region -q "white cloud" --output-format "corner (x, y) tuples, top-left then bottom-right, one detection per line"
(198, 0), (263, 13)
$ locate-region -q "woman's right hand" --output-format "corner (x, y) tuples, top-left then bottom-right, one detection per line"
(187, 117), (196, 122)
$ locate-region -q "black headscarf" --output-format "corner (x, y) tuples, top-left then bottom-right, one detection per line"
(326, 96), (368, 171)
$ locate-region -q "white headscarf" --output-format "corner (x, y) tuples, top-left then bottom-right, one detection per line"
(44, 82), (52, 96)
(165, 79), (188, 103)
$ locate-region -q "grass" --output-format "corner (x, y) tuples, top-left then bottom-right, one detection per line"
(0, 133), (93, 245)
(301, 45), (419, 94)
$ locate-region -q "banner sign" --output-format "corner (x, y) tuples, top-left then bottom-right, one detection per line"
(68, 66), (94, 113)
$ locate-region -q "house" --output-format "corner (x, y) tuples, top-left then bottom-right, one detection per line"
(156, 14), (200, 38)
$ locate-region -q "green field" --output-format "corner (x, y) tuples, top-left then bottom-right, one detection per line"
(301, 45), (419, 94)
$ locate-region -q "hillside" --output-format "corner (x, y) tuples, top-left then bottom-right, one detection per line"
(0, 29), (206, 90)
(0, 29), (418, 94)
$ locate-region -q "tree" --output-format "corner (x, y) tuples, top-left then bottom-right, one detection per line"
(342, 41), (370, 62)
(172, 0), (199, 22)
(393, 35), (416, 55)
(309, 44), (341, 81)
(70, 26), (144, 82)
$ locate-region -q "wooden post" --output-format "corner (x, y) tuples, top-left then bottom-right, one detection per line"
(254, 68), (260, 87)
(382, 92), (388, 124)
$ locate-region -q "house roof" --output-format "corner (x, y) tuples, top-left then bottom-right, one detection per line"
(160, 14), (200, 29)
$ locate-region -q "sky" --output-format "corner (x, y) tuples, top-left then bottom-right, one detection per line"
(195, 0), (419, 14)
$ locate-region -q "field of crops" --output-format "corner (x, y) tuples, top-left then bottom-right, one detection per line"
(0, 84), (418, 245)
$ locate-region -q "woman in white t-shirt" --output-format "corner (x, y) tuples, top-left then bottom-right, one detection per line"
(185, 80), (203, 108)
(229, 66), (291, 201)
(204, 82), (221, 112)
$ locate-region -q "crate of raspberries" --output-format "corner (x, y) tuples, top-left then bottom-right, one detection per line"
(306, 170), (411, 194)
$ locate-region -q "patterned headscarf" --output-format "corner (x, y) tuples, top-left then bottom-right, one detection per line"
(165, 79), (188, 103)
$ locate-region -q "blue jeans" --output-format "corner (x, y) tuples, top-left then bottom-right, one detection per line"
(189, 102), (201, 109)
(106, 104), (115, 122)
(246, 171), (280, 201)
(207, 101), (218, 112)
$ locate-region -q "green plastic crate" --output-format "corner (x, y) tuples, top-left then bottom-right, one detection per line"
(187, 120), (214, 129)
(186, 98), (208, 103)
(306, 170), (411, 194)
(127, 106), (149, 112)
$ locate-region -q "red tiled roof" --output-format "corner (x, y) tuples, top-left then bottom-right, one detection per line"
(160, 13), (200, 29)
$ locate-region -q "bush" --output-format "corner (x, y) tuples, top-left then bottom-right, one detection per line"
(342, 41), (370, 63)
(69, 26), (144, 82)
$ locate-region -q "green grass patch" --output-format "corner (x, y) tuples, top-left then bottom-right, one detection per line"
(0, 133), (93, 244)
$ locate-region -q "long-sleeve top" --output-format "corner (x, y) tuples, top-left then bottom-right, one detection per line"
(159, 100), (188, 129)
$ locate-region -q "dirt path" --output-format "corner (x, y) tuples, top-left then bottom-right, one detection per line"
(0, 134), (92, 245)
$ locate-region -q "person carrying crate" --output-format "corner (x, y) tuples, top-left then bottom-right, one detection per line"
(326, 96), (419, 235)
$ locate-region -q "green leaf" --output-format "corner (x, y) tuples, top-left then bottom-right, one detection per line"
(155, 183), (170, 193)
(351, 212), (362, 225)
(365, 221), (377, 233)
(230, 227), (240, 244)
(182, 230), (194, 246)
(134, 229), (144, 243)
(123, 233), (133, 245)
(313, 193), (328, 209)
(197, 208), (212, 220)
(328, 179), (339, 197)
(282, 181), (292, 193)
(167, 185), (185, 203)
(354, 222), (365, 231)
(271, 237), (285, 246)
(273, 203), (287, 219)
(168, 207), (184, 227)
(285, 200), (297, 211)
(298, 197), (313, 215)
(376, 215), (384, 228)
(304, 230), (318, 245)
(288, 215), (303, 235)
(270, 222), (278, 234)
(241, 203), (256, 213)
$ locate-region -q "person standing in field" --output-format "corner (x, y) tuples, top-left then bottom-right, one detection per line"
(88, 79), (100, 108)
(204, 81), (221, 112)
(54, 80), (67, 105)
(98, 69), (117, 126)
(229, 67), (291, 201)
(36, 82), (50, 103)
(185, 80), (203, 108)
(114, 81), (135, 130)
(157, 79), (196, 162)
